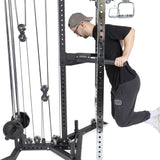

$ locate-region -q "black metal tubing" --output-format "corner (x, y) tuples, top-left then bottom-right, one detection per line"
(68, 121), (96, 140)
(65, 53), (116, 65)
(2, 122), (96, 160)
(2, 145), (71, 160)
(2, 148), (21, 160)
(58, 0), (68, 142)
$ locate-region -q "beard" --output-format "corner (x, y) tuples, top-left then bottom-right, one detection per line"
(81, 30), (89, 39)
(83, 35), (89, 39)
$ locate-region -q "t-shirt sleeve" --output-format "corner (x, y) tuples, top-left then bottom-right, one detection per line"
(106, 24), (131, 40)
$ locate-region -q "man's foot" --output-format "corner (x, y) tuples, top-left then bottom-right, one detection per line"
(149, 107), (160, 118)
(145, 107), (160, 133)
(153, 115), (160, 133)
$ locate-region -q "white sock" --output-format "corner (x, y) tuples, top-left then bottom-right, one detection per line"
(145, 109), (160, 126)
(149, 109), (160, 118)
(145, 117), (157, 126)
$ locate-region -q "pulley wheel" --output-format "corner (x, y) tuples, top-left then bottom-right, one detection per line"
(12, 112), (30, 128)
(18, 24), (26, 32)
(19, 33), (27, 42)
(3, 120), (24, 140)
(34, 136), (41, 144)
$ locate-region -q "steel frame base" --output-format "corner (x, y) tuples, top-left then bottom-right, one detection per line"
(2, 120), (97, 160)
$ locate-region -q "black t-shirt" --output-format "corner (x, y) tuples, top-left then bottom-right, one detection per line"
(92, 24), (137, 91)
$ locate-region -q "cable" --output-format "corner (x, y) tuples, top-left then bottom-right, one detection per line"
(33, 0), (42, 87)
(18, 40), (27, 135)
(18, 41), (25, 114)
(34, 0), (53, 140)
(26, 40), (35, 137)
(8, 0), (20, 116)
(7, 0), (53, 140)
(48, 98), (53, 139)
(45, 0), (49, 87)
(41, 101), (45, 139)
(14, 0), (19, 26)
(4, 0), (16, 118)
(14, 0), (28, 135)
(44, 0), (53, 139)
(24, 0), (26, 26)
(14, 0), (27, 26)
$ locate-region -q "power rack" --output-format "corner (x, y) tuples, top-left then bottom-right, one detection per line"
(1, 0), (134, 159)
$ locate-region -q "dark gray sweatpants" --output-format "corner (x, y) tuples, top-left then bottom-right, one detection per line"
(111, 75), (150, 127)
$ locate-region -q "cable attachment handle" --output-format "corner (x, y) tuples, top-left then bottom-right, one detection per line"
(90, 0), (112, 3)
(118, 0), (135, 18)
(122, 0), (130, 2)
(105, 60), (128, 66)
(18, 24), (27, 42)
(41, 85), (49, 102)
(109, 0), (135, 18)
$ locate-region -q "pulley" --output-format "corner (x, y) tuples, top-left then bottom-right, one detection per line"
(12, 112), (30, 128)
(18, 24), (26, 32)
(18, 24), (27, 42)
(34, 136), (41, 144)
(26, 137), (33, 144)
(3, 120), (24, 140)
(42, 138), (46, 144)
(41, 85), (49, 102)
(18, 33), (27, 42)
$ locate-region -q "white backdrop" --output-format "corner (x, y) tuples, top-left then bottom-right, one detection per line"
(0, 0), (160, 160)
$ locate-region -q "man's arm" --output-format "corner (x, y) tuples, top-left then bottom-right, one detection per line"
(115, 28), (135, 67)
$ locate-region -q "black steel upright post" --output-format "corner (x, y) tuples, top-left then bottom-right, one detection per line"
(95, 0), (105, 159)
(58, 0), (68, 142)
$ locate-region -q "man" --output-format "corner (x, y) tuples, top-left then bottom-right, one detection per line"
(68, 13), (160, 131)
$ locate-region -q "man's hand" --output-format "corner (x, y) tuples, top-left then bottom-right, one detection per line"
(115, 56), (128, 67)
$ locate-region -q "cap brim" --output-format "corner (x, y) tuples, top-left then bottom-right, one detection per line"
(86, 17), (93, 21)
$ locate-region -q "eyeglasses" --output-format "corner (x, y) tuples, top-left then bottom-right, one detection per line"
(74, 24), (80, 35)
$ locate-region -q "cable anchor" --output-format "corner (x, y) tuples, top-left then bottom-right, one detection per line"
(18, 24), (27, 42)
(41, 85), (49, 102)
